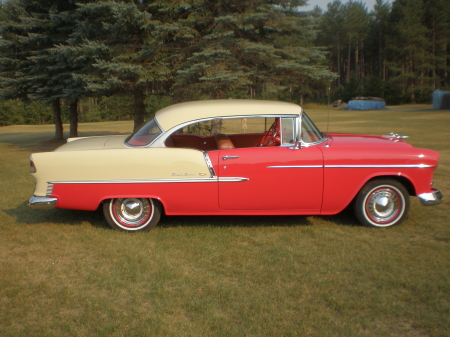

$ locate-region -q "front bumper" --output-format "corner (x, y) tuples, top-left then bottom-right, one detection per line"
(418, 189), (443, 206)
(28, 196), (58, 209)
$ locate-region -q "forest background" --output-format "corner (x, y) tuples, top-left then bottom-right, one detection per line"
(0, 0), (449, 139)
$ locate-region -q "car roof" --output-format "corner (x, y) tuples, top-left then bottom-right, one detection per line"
(155, 99), (303, 131)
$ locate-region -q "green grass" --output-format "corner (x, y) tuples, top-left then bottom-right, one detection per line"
(0, 107), (449, 336)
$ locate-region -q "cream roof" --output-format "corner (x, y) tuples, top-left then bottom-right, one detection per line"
(155, 99), (302, 131)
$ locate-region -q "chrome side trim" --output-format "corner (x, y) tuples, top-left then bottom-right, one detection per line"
(202, 151), (216, 177)
(50, 178), (218, 184)
(46, 183), (54, 197)
(267, 165), (322, 168)
(325, 164), (432, 168)
(218, 177), (249, 182)
(418, 189), (443, 206)
(28, 196), (58, 209)
(267, 164), (432, 169)
(48, 177), (249, 184)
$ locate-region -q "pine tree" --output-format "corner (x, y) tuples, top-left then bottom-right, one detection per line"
(317, 0), (346, 88)
(388, 0), (433, 102)
(73, 1), (167, 131)
(0, 0), (96, 138)
(163, 0), (336, 102)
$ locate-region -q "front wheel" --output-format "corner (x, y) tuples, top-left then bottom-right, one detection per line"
(103, 198), (161, 232)
(354, 180), (410, 228)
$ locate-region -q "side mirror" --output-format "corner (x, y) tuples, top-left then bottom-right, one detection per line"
(290, 141), (301, 150)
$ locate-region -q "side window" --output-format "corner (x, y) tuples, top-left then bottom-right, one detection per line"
(175, 120), (213, 136)
(280, 118), (295, 144)
(220, 117), (273, 135)
(167, 117), (291, 150)
(176, 117), (275, 136)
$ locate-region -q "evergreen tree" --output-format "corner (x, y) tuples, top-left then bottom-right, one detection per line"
(0, 0), (95, 138)
(423, 0), (450, 88)
(388, 0), (433, 102)
(317, 0), (346, 88)
(164, 0), (336, 103)
(73, 1), (166, 131)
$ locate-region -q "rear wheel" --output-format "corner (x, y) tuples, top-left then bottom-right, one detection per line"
(354, 180), (410, 228)
(103, 198), (161, 232)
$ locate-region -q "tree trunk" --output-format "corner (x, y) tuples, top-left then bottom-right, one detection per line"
(210, 119), (222, 135)
(337, 32), (341, 88)
(347, 38), (351, 83)
(52, 98), (64, 140)
(133, 89), (146, 132)
(69, 100), (78, 138)
(355, 42), (359, 81)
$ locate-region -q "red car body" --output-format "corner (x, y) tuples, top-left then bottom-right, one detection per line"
(28, 100), (442, 231)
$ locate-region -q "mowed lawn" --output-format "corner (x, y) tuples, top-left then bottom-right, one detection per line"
(0, 105), (449, 337)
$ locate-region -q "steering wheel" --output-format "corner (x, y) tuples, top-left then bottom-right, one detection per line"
(259, 119), (281, 146)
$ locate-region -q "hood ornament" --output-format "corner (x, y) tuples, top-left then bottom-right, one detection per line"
(383, 132), (409, 139)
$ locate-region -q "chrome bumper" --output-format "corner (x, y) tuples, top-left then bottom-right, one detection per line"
(28, 196), (58, 209)
(418, 189), (443, 206)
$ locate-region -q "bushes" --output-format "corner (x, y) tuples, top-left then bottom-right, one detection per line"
(0, 94), (175, 126)
(0, 100), (53, 126)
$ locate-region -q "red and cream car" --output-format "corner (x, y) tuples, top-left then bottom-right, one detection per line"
(28, 100), (443, 232)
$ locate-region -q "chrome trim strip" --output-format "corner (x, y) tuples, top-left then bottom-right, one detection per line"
(202, 151), (216, 177)
(28, 196), (58, 209)
(325, 164), (432, 168)
(48, 177), (249, 184)
(218, 177), (249, 182)
(267, 165), (322, 168)
(126, 119), (165, 148)
(418, 189), (443, 206)
(151, 114), (299, 148)
(45, 183), (54, 197)
(268, 164), (432, 169)
(50, 178), (218, 184)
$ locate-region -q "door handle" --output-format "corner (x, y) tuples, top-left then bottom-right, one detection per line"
(222, 155), (239, 160)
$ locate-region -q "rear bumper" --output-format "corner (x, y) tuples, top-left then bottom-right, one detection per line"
(28, 196), (58, 209)
(418, 189), (443, 206)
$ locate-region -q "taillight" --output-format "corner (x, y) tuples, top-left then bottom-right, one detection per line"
(30, 155), (36, 173)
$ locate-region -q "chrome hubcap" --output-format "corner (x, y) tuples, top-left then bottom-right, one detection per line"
(113, 198), (151, 227)
(365, 188), (402, 224)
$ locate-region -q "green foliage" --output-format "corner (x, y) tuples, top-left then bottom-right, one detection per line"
(0, 99), (52, 126)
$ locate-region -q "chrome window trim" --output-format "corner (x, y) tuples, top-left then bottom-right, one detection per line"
(299, 111), (327, 146)
(125, 118), (165, 148)
(150, 114), (299, 148)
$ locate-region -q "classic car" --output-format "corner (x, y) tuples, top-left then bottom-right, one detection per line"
(28, 100), (443, 232)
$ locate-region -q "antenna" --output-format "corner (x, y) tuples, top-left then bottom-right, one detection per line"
(325, 85), (331, 147)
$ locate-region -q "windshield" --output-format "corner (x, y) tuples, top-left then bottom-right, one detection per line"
(301, 112), (324, 143)
(126, 119), (162, 146)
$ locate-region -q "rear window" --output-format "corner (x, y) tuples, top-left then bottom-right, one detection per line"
(126, 119), (162, 146)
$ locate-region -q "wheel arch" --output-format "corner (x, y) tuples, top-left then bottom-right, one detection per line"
(101, 196), (166, 215)
(343, 175), (416, 212)
(364, 175), (416, 196)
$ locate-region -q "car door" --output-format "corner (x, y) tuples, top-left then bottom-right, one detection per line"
(218, 145), (324, 211)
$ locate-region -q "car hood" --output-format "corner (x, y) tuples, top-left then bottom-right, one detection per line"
(54, 135), (130, 152)
(326, 133), (413, 148)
